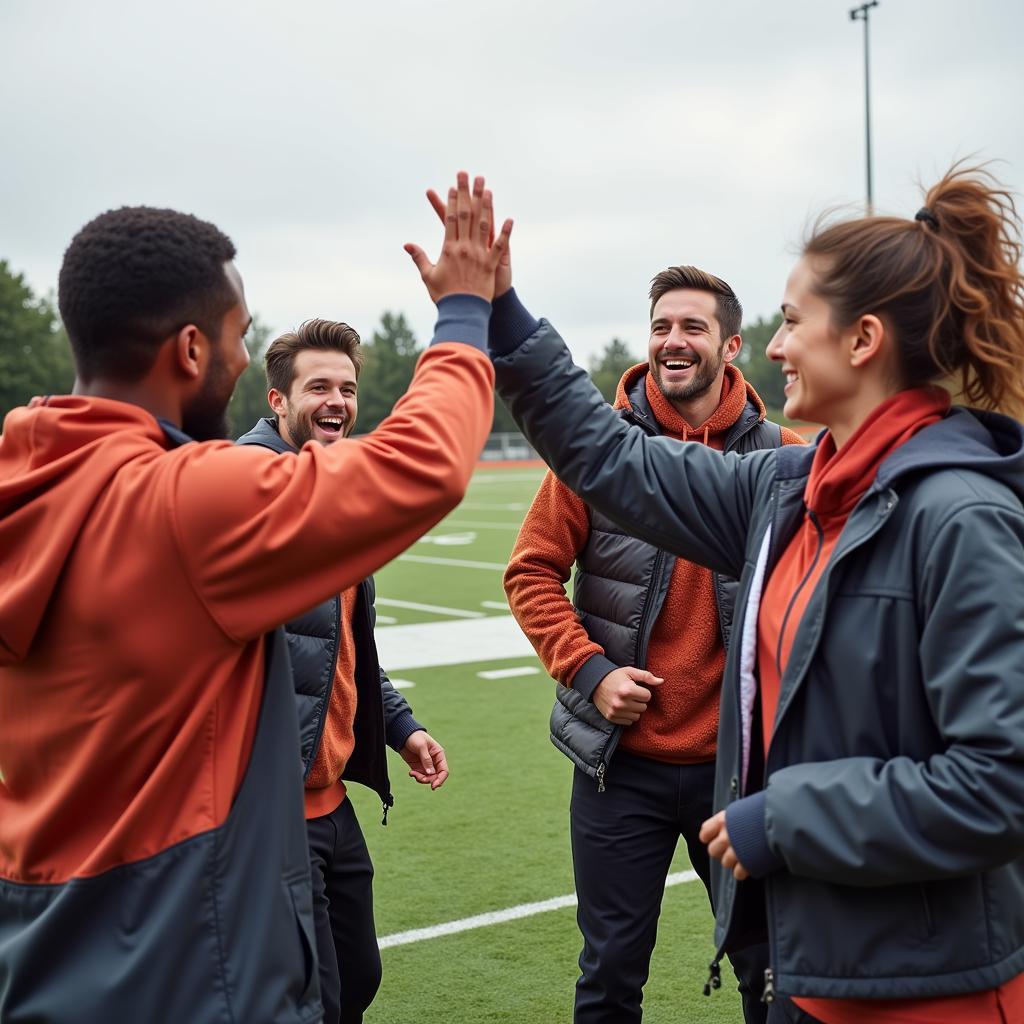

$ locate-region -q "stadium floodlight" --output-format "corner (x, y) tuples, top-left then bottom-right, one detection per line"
(850, 0), (880, 215)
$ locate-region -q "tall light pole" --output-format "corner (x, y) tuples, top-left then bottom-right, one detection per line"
(850, 0), (880, 215)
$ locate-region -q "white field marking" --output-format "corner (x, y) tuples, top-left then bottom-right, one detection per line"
(480, 600), (509, 610)
(389, 679), (416, 690)
(374, 616), (534, 671)
(417, 531), (477, 547)
(470, 473), (545, 484)
(397, 554), (506, 571)
(376, 598), (485, 620)
(477, 666), (541, 680)
(440, 520), (522, 530)
(376, 615), (398, 625)
(378, 870), (700, 950)
(459, 502), (528, 511)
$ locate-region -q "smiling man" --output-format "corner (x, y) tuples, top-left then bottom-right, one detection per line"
(237, 319), (447, 1024)
(504, 265), (803, 1024)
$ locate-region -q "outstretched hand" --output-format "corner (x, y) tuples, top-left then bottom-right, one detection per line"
(426, 185), (513, 299)
(405, 171), (512, 304)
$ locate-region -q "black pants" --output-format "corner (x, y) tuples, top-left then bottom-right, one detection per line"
(307, 798), (382, 1024)
(570, 752), (769, 1024)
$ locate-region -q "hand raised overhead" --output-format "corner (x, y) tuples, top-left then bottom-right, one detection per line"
(405, 171), (512, 303)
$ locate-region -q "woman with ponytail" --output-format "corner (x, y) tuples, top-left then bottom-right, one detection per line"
(476, 164), (1024, 1022)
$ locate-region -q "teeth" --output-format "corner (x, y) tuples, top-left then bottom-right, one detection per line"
(665, 360), (694, 370)
(317, 417), (343, 428)
(785, 373), (798, 384)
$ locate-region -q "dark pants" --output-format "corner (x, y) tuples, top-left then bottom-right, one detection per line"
(570, 752), (769, 1024)
(307, 798), (382, 1024)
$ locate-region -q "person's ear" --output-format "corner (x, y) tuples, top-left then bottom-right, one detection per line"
(268, 388), (289, 418)
(722, 334), (743, 364)
(172, 325), (205, 381)
(849, 314), (886, 369)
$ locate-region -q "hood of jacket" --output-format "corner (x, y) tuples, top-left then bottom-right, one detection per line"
(0, 396), (174, 664)
(613, 361), (768, 437)
(774, 404), (1024, 505)
(236, 416), (295, 454)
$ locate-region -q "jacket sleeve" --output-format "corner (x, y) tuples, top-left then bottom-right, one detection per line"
(503, 470), (615, 700)
(760, 499), (1024, 885)
(365, 575), (424, 751)
(489, 294), (770, 580)
(169, 340), (494, 641)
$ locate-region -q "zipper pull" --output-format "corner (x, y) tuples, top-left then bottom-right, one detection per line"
(702, 958), (722, 997)
(381, 793), (394, 827)
(596, 762), (606, 793)
(761, 968), (775, 1004)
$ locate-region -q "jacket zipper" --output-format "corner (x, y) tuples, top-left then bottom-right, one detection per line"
(596, 762), (606, 793)
(381, 792), (394, 826)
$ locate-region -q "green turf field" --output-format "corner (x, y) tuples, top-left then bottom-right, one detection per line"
(348, 464), (744, 1023)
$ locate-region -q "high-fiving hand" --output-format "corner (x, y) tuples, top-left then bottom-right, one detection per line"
(405, 171), (512, 303)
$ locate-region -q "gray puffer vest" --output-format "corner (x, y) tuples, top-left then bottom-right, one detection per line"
(237, 418), (424, 822)
(549, 375), (781, 787)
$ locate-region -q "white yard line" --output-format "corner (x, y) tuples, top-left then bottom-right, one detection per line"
(477, 666), (541, 679)
(376, 598), (486, 619)
(398, 554), (507, 571)
(378, 871), (700, 949)
(480, 600), (509, 610)
(374, 616), (534, 671)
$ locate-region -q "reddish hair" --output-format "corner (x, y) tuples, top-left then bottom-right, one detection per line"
(804, 163), (1024, 417)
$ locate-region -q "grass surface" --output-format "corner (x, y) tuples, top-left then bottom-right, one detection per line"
(346, 465), (743, 1023)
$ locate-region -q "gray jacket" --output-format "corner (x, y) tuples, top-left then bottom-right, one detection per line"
(551, 370), (782, 787)
(489, 293), (1024, 1001)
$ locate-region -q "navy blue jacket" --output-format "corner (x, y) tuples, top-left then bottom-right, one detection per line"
(488, 291), (1024, 1002)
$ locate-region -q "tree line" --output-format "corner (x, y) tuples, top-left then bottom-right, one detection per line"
(0, 259), (787, 436)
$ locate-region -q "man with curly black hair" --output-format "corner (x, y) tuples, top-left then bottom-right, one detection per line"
(0, 178), (505, 1023)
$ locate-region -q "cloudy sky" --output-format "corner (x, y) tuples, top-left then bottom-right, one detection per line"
(2, 0), (1022, 365)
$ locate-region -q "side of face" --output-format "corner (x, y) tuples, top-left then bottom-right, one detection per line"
(181, 261), (252, 441)
(767, 257), (863, 424)
(269, 348), (359, 449)
(648, 288), (741, 407)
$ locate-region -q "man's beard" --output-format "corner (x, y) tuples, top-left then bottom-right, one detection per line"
(653, 343), (726, 404)
(181, 345), (233, 441)
(284, 408), (350, 449)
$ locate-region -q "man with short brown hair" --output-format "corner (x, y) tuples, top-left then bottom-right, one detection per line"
(239, 318), (447, 1024)
(504, 266), (804, 1024)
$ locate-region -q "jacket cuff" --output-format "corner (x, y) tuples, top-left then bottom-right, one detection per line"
(430, 294), (491, 351)
(387, 713), (426, 752)
(725, 792), (785, 878)
(488, 288), (541, 357)
(570, 653), (618, 702)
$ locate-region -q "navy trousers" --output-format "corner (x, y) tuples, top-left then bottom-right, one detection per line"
(570, 752), (769, 1024)
(306, 798), (382, 1024)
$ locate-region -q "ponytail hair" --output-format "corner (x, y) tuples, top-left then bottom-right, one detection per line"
(803, 163), (1024, 417)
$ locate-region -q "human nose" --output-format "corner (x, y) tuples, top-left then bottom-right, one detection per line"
(766, 325), (785, 362)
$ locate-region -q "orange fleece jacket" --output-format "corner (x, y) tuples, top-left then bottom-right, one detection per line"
(0, 342), (492, 884)
(505, 363), (804, 763)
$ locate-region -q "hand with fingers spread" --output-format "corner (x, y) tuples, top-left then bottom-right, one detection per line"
(400, 730), (449, 791)
(405, 170), (512, 303)
(427, 185), (513, 299)
(699, 811), (750, 880)
(591, 666), (664, 725)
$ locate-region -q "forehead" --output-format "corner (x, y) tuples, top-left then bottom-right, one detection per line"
(651, 288), (718, 324)
(291, 349), (357, 388)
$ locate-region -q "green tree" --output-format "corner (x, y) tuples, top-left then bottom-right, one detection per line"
(737, 312), (786, 417)
(357, 312), (423, 432)
(0, 261), (75, 422)
(227, 315), (275, 439)
(589, 337), (639, 403)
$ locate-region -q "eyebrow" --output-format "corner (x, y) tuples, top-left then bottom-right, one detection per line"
(302, 376), (356, 389)
(651, 316), (711, 330)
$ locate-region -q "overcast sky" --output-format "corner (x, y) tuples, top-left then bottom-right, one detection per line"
(2, 0), (1022, 366)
